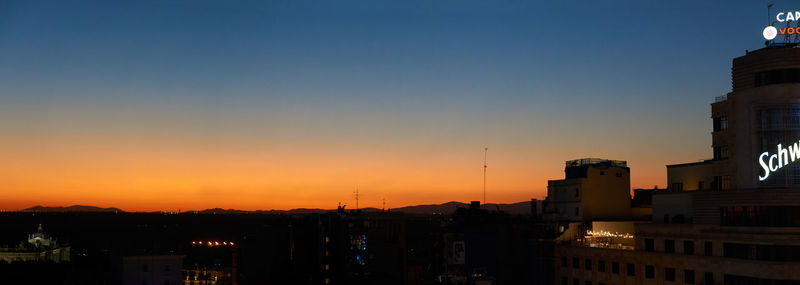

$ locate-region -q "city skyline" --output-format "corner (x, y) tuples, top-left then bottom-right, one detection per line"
(0, 0), (783, 211)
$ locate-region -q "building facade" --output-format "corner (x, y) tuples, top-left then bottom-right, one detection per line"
(553, 45), (800, 285)
(0, 224), (70, 264)
(546, 158), (634, 222)
(712, 45), (800, 190)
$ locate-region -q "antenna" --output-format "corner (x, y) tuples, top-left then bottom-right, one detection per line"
(483, 147), (488, 208)
(768, 3), (773, 27)
(353, 186), (359, 210)
(382, 198), (385, 212)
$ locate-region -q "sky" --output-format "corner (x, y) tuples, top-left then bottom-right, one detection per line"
(0, 0), (786, 211)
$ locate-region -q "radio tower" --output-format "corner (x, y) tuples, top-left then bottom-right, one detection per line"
(354, 186), (359, 210)
(483, 147), (488, 208)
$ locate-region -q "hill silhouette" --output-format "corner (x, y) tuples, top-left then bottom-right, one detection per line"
(19, 201), (533, 215)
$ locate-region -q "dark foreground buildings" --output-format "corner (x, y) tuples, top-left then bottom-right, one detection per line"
(0, 205), (540, 285)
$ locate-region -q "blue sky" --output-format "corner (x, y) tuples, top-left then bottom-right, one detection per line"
(0, 0), (790, 210)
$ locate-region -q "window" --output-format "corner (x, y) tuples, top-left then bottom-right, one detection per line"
(665, 268), (675, 282)
(684, 240), (695, 255)
(164, 265), (170, 272)
(755, 69), (800, 87)
(600, 171), (605, 175)
(713, 145), (729, 160)
(722, 243), (800, 261)
(585, 281), (591, 285)
(698, 181), (704, 190)
(598, 260), (605, 272)
(573, 257), (579, 269)
(645, 239), (654, 252)
(561, 256), (567, 267)
(704, 242), (713, 256)
(562, 277), (568, 285)
(713, 176), (730, 191)
(645, 265), (655, 279)
(722, 275), (800, 285)
(671, 183), (683, 192)
(720, 205), (800, 227)
(575, 188), (579, 197)
(616, 172), (622, 177)
(575, 207), (579, 216)
(585, 259), (592, 271)
(685, 270), (695, 284)
(704, 272), (714, 285)
(142, 264), (148, 272)
(612, 262), (620, 274)
(665, 240), (675, 253)
(573, 279), (579, 285)
(627, 264), (635, 276)
(713, 116), (728, 132)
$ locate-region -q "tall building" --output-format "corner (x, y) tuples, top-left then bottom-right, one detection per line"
(546, 158), (636, 222)
(712, 45), (800, 189)
(552, 45), (800, 285)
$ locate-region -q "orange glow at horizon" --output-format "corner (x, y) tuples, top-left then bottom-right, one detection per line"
(0, 130), (696, 212)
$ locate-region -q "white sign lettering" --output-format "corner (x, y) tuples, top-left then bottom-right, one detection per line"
(777, 11), (800, 22)
(758, 142), (800, 181)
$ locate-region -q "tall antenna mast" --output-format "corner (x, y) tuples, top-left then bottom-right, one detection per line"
(354, 186), (359, 210)
(768, 3), (773, 27)
(483, 147), (488, 208)
(382, 198), (385, 212)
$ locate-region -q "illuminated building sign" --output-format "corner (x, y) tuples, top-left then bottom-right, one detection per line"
(758, 142), (800, 181)
(763, 11), (800, 40)
(776, 11), (800, 22)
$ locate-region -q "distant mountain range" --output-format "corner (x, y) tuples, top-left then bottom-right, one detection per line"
(22, 205), (124, 213)
(20, 201), (533, 215)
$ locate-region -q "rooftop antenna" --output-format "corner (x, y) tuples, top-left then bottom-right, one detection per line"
(382, 198), (385, 212)
(768, 3), (773, 27)
(766, 3), (775, 46)
(483, 147), (488, 208)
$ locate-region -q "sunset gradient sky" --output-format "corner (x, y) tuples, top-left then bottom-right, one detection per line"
(0, 0), (785, 211)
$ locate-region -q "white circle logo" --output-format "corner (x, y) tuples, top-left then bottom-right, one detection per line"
(764, 26), (778, 40)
